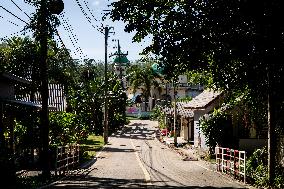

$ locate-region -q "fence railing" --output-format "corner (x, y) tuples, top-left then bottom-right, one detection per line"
(55, 144), (80, 175)
(215, 146), (246, 183)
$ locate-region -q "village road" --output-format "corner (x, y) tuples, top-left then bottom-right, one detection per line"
(48, 120), (252, 189)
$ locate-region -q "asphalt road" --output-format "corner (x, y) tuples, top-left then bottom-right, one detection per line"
(48, 120), (253, 189)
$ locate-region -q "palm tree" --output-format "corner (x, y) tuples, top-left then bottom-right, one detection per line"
(127, 61), (160, 111)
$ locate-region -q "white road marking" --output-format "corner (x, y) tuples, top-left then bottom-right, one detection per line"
(130, 138), (152, 186)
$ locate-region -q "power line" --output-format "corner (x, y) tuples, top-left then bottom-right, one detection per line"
(11, 0), (31, 19)
(75, 0), (103, 34)
(60, 13), (84, 58)
(63, 14), (85, 55)
(59, 14), (80, 58)
(0, 5), (28, 24)
(59, 12), (85, 59)
(0, 29), (26, 41)
(55, 29), (68, 51)
(82, 0), (97, 22)
(0, 15), (19, 26)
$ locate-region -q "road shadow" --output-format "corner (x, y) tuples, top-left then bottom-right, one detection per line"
(46, 175), (248, 189)
(43, 176), (248, 189)
(111, 123), (157, 141)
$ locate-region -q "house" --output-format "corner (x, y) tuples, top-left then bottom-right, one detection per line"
(160, 89), (222, 149)
(0, 73), (58, 138)
(183, 89), (222, 149)
(214, 98), (268, 155)
(126, 75), (204, 112)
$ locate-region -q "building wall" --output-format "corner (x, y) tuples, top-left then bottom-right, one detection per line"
(193, 99), (222, 149)
(178, 75), (188, 83)
(180, 117), (193, 142)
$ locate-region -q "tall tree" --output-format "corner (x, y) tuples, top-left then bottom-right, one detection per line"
(110, 0), (284, 183)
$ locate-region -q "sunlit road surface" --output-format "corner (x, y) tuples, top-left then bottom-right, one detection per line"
(48, 120), (253, 189)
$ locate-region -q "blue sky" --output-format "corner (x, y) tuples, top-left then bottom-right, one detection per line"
(0, 0), (150, 62)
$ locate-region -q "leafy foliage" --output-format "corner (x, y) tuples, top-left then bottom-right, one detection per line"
(246, 147), (284, 188)
(24, 0), (61, 41)
(110, 0), (284, 94)
(150, 106), (166, 129)
(246, 148), (269, 187)
(49, 112), (85, 146)
(199, 109), (232, 153)
(110, 0), (284, 126)
(126, 58), (160, 110)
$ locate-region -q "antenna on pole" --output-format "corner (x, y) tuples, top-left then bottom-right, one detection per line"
(110, 39), (128, 89)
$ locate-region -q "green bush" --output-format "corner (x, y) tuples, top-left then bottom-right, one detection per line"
(150, 106), (166, 128)
(199, 109), (231, 154)
(246, 147), (269, 187)
(49, 112), (88, 146)
(274, 166), (284, 189)
(246, 147), (284, 189)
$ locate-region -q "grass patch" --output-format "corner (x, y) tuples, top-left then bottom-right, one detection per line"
(204, 154), (216, 164)
(79, 135), (104, 164)
(126, 116), (138, 120)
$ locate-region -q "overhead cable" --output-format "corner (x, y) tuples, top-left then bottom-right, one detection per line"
(0, 15), (19, 26)
(0, 5), (28, 24)
(0, 29), (26, 41)
(75, 0), (103, 34)
(59, 12), (85, 59)
(11, 0), (31, 19)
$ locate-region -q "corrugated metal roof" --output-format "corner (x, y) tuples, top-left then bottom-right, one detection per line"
(0, 98), (57, 110)
(0, 72), (31, 84)
(161, 102), (194, 118)
(183, 89), (221, 109)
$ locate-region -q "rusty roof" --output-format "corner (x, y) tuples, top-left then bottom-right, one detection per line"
(183, 89), (222, 109)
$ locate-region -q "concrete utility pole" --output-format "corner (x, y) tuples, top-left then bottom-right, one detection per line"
(103, 26), (114, 144)
(38, 0), (50, 178)
(267, 65), (276, 185)
(38, 0), (64, 178)
(173, 81), (177, 147)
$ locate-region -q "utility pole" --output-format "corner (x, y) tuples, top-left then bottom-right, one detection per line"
(38, 0), (50, 178)
(267, 64), (276, 185)
(173, 81), (177, 147)
(38, 0), (64, 178)
(103, 26), (113, 144)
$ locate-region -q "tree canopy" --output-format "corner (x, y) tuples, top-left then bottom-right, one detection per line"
(110, 1), (284, 184)
(110, 0), (284, 97)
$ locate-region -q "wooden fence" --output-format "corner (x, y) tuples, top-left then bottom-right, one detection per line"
(55, 144), (80, 175)
(215, 146), (246, 183)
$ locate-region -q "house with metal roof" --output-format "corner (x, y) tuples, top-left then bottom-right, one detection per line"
(161, 89), (222, 149)
(183, 89), (222, 148)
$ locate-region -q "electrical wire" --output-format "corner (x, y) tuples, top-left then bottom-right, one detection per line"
(75, 0), (103, 34)
(59, 12), (85, 59)
(0, 5), (28, 24)
(82, 0), (97, 22)
(59, 13), (82, 57)
(0, 15), (19, 26)
(65, 16), (86, 59)
(0, 29), (26, 41)
(11, 0), (31, 19)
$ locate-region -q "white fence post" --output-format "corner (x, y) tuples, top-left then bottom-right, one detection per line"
(215, 146), (246, 183)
